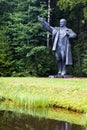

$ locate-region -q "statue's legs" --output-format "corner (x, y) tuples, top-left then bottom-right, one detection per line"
(61, 51), (66, 76)
(56, 50), (66, 76)
(61, 61), (66, 75)
(56, 52), (62, 75)
(58, 60), (66, 75)
(58, 61), (62, 75)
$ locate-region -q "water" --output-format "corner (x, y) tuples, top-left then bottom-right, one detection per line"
(0, 110), (86, 130)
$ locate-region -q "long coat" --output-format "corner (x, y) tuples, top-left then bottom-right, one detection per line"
(41, 20), (76, 65)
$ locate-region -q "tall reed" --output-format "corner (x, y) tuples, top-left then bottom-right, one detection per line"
(13, 94), (49, 108)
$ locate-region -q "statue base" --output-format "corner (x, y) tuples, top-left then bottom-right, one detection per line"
(49, 75), (73, 78)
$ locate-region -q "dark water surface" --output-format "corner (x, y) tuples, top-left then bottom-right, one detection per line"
(0, 110), (86, 130)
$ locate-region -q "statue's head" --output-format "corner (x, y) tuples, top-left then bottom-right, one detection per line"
(60, 19), (67, 27)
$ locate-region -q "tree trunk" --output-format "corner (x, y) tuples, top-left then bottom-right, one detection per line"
(47, 0), (51, 47)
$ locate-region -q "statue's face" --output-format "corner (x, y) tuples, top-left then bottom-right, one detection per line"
(60, 19), (66, 27)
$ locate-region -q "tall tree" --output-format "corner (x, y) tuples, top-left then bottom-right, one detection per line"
(47, 0), (51, 47)
(3, 0), (49, 76)
(0, 27), (14, 76)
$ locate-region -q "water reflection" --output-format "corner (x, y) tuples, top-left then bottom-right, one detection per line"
(0, 110), (86, 130)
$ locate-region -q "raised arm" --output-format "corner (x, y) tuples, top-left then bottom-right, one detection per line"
(38, 17), (53, 33)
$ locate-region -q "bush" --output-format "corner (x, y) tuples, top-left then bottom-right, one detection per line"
(26, 46), (57, 77)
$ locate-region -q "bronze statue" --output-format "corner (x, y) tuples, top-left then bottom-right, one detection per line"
(38, 17), (76, 77)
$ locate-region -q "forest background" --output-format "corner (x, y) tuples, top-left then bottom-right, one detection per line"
(0, 0), (87, 77)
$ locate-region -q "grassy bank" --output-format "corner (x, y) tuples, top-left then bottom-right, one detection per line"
(0, 77), (87, 113)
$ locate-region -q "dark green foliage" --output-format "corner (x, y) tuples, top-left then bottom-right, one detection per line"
(26, 46), (57, 76)
(82, 50), (87, 75)
(0, 27), (14, 76)
(81, 31), (87, 76)
(0, 0), (87, 77)
(0, 0), (48, 76)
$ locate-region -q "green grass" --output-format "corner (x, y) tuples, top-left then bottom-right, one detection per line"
(0, 77), (87, 113)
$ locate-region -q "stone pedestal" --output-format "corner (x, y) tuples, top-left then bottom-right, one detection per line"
(49, 75), (73, 78)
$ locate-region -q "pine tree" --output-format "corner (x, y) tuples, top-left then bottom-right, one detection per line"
(0, 27), (14, 76)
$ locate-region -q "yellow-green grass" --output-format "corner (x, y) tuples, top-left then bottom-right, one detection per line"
(0, 77), (87, 113)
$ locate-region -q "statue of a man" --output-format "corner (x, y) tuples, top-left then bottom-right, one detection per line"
(38, 17), (76, 77)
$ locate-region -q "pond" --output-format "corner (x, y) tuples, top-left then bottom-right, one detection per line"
(0, 108), (86, 130)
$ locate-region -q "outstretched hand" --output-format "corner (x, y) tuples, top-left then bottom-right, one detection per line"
(38, 17), (44, 22)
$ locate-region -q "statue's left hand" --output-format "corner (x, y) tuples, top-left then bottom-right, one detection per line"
(66, 30), (70, 36)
